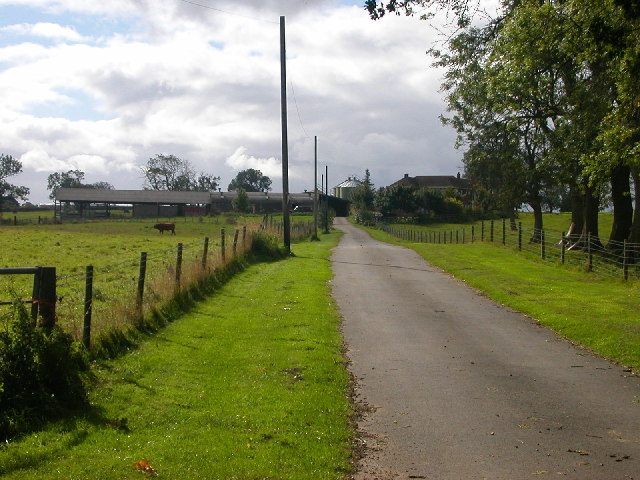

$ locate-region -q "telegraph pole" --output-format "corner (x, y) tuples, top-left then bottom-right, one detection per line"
(312, 136), (318, 240)
(324, 165), (329, 233)
(280, 15), (291, 253)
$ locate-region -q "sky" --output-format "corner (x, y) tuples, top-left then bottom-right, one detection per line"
(0, 0), (463, 204)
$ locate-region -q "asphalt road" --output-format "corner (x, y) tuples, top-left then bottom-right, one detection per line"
(331, 218), (640, 480)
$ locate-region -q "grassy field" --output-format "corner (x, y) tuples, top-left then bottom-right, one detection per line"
(0, 231), (351, 480)
(361, 221), (640, 371)
(0, 215), (313, 342)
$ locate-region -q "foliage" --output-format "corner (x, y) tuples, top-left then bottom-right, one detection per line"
(141, 154), (220, 192)
(47, 170), (114, 201)
(0, 154), (29, 211)
(228, 168), (272, 192)
(0, 299), (89, 439)
(231, 188), (249, 213)
(350, 170), (376, 225)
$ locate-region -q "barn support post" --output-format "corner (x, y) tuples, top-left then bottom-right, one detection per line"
(136, 252), (147, 315)
(202, 237), (209, 269)
(176, 243), (183, 290)
(83, 265), (93, 350)
(221, 229), (226, 263)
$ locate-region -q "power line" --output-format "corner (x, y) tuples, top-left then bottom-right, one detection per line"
(289, 79), (310, 139)
(176, 0), (278, 24)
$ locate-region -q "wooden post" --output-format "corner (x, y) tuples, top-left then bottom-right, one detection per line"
(202, 237), (209, 268)
(136, 252), (147, 313)
(233, 229), (239, 256)
(587, 232), (593, 271)
(623, 240), (629, 280)
(490, 220), (494, 242)
(561, 232), (566, 264)
(242, 226), (247, 250)
(221, 228), (226, 263)
(541, 230), (546, 260)
(502, 218), (506, 246)
(36, 267), (56, 330)
(518, 222), (522, 251)
(472, 225), (475, 243)
(280, 16), (291, 253)
(83, 266), (93, 350)
(176, 243), (183, 289)
(481, 220), (485, 241)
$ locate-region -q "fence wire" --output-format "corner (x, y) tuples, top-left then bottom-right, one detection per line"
(378, 220), (640, 282)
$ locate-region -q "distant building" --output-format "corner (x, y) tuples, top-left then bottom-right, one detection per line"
(390, 173), (473, 206)
(332, 177), (362, 201)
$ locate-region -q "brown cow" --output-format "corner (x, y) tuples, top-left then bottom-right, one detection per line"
(153, 222), (175, 235)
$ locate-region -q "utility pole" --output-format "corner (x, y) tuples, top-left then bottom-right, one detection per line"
(280, 15), (291, 253)
(312, 136), (318, 240)
(324, 165), (330, 233)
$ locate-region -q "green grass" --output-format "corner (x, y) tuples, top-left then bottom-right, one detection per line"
(0, 231), (352, 479)
(362, 224), (640, 371)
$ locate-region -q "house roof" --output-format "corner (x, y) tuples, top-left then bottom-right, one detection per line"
(391, 175), (471, 190)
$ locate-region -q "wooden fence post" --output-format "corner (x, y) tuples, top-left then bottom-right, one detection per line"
(35, 267), (56, 330)
(490, 220), (494, 242)
(243, 226), (247, 250)
(502, 218), (506, 246)
(541, 230), (546, 260)
(202, 237), (209, 268)
(233, 229), (239, 256)
(176, 243), (183, 289)
(472, 225), (475, 243)
(221, 228), (226, 263)
(481, 221), (485, 241)
(518, 222), (522, 251)
(623, 240), (629, 280)
(561, 232), (565, 264)
(136, 252), (147, 314)
(83, 266), (93, 350)
(587, 233), (593, 272)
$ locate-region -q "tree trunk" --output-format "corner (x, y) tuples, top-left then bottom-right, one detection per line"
(566, 186), (584, 245)
(568, 184), (603, 251)
(608, 163), (633, 249)
(529, 196), (544, 243)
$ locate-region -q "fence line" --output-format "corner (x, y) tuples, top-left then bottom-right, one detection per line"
(378, 219), (640, 281)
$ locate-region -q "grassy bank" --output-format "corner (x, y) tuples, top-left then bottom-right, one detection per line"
(0, 232), (352, 480)
(362, 224), (640, 371)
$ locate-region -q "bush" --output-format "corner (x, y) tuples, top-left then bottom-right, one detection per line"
(0, 299), (90, 439)
(250, 231), (287, 259)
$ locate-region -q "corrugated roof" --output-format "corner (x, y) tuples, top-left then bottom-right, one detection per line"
(56, 188), (212, 204)
(334, 178), (362, 189)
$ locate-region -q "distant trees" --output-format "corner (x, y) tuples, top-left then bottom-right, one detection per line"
(228, 168), (272, 192)
(47, 170), (114, 201)
(141, 154), (220, 192)
(232, 188), (250, 213)
(0, 154), (29, 214)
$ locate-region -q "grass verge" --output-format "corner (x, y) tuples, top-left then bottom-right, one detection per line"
(0, 231), (352, 480)
(361, 225), (640, 371)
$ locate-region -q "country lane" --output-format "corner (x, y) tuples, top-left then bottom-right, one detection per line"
(331, 217), (640, 480)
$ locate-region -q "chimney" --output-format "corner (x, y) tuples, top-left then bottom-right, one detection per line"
(457, 172), (461, 179)
(404, 173), (409, 179)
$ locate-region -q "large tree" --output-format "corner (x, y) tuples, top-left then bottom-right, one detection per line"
(227, 168), (272, 192)
(141, 154), (220, 192)
(47, 170), (114, 200)
(0, 154), (29, 214)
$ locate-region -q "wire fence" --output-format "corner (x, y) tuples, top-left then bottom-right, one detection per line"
(378, 219), (640, 282)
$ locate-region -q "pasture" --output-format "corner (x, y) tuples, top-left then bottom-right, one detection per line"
(0, 215), (279, 344)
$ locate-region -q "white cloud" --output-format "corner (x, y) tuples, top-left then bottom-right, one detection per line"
(1, 22), (86, 42)
(1, 1), (462, 203)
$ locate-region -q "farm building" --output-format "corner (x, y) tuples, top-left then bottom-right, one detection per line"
(54, 188), (349, 218)
(390, 173), (473, 206)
